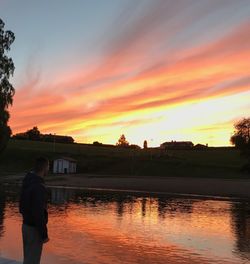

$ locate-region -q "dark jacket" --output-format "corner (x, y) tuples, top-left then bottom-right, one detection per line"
(19, 171), (48, 240)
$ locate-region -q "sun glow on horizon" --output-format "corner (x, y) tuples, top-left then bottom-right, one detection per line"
(72, 91), (249, 147)
(2, 1), (250, 147)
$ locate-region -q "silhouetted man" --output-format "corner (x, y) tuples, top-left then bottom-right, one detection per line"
(19, 157), (50, 264)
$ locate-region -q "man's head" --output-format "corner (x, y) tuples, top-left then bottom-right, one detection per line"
(34, 157), (49, 177)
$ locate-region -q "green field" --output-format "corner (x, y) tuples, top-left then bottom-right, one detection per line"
(0, 139), (248, 179)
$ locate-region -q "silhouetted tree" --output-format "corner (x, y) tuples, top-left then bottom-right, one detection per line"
(26, 126), (41, 141)
(116, 134), (129, 147)
(231, 118), (250, 150)
(0, 18), (15, 153)
(231, 135), (246, 149)
(143, 140), (148, 149)
(231, 118), (250, 173)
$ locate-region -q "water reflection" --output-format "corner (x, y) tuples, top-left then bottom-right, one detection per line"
(50, 188), (76, 204)
(1, 186), (250, 263)
(157, 197), (194, 219)
(231, 201), (250, 260)
(49, 188), (195, 220)
(0, 186), (6, 238)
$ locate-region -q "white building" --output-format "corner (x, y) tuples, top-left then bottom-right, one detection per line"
(53, 157), (77, 174)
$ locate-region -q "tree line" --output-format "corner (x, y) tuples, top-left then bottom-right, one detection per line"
(0, 18), (15, 152)
(12, 126), (74, 144)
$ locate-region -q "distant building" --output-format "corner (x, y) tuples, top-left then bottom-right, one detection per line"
(194, 144), (208, 150)
(160, 141), (194, 150)
(53, 157), (77, 174)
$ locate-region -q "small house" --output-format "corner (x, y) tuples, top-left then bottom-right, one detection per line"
(53, 157), (77, 174)
(194, 143), (208, 150)
(160, 141), (194, 150)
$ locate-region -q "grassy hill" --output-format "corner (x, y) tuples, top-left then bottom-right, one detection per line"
(0, 139), (248, 179)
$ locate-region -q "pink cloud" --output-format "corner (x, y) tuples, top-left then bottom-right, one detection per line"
(9, 19), (250, 142)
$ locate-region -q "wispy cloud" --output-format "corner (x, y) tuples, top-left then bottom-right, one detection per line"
(8, 0), (250, 146)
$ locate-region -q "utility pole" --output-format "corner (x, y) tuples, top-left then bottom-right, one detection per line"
(53, 133), (56, 153)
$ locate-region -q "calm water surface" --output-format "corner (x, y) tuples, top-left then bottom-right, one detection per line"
(0, 185), (250, 264)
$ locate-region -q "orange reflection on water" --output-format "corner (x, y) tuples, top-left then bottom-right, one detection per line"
(0, 195), (245, 264)
(44, 198), (239, 264)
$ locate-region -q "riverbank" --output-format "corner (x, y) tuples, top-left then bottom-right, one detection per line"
(47, 174), (250, 199)
(0, 139), (247, 179)
(2, 173), (250, 199)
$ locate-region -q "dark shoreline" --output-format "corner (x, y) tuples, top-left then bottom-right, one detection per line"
(44, 175), (250, 199)
(2, 174), (250, 199)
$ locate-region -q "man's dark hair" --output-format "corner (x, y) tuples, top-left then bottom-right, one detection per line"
(34, 157), (49, 172)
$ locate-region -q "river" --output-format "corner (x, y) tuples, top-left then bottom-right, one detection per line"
(0, 185), (250, 263)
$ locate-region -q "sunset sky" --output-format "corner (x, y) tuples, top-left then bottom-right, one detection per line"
(1, 0), (250, 146)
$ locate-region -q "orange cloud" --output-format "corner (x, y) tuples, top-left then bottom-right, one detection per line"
(9, 20), (250, 146)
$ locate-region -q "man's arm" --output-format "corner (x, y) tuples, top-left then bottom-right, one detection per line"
(31, 185), (48, 242)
